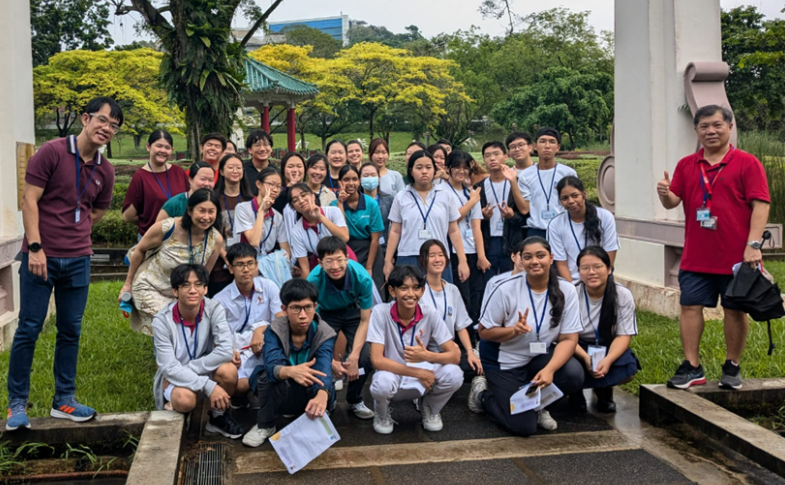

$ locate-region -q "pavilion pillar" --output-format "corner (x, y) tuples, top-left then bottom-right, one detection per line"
(262, 103), (270, 133)
(287, 104), (296, 152)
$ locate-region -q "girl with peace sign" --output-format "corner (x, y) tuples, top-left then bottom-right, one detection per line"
(469, 236), (584, 437)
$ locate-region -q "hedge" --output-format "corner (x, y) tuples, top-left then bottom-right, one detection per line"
(92, 209), (137, 247)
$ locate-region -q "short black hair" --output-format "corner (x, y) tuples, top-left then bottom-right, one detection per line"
(482, 141), (507, 155)
(226, 140), (238, 151)
(287, 182), (313, 205)
(505, 132), (532, 148)
(436, 138), (452, 148)
(246, 129), (273, 149)
(84, 96), (124, 127)
(171, 263), (209, 289)
(189, 161), (214, 179)
(406, 150), (435, 184)
(693, 105), (733, 126)
(338, 164), (360, 180)
(226, 242), (257, 265)
(446, 150), (474, 171)
(181, 187), (222, 233)
(280, 278), (319, 306)
(255, 166), (281, 184)
(387, 265), (425, 291)
(316, 236), (347, 260)
(201, 132), (227, 150)
(407, 141), (427, 151)
(347, 139), (363, 150)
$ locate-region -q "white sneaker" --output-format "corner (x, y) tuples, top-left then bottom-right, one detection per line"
(413, 398), (420, 412)
(373, 409), (395, 434)
(349, 401), (375, 420)
(242, 425), (276, 448)
(468, 375), (487, 414)
(421, 404), (443, 432)
(537, 410), (558, 431)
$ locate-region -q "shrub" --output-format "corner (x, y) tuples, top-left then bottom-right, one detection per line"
(739, 131), (785, 224)
(111, 183), (129, 211)
(92, 210), (137, 247)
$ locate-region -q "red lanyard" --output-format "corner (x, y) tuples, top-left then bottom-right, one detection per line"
(699, 163), (724, 210)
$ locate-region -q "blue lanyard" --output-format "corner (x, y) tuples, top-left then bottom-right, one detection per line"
(536, 164), (559, 211)
(398, 322), (418, 349)
(448, 184), (471, 227)
(74, 141), (98, 222)
(409, 190), (438, 229)
(427, 282), (448, 322)
(490, 179), (508, 206)
(253, 198), (274, 253)
(178, 306), (201, 361)
(148, 162), (172, 199)
(187, 229), (208, 265)
(568, 217), (588, 251)
(239, 286), (254, 333)
(582, 285), (600, 345)
(526, 280), (550, 341)
(223, 193), (241, 234)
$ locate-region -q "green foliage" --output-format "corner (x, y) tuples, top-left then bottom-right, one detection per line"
(0, 441), (54, 476)
(110, 183), (129, 211)
(346, 23), (424, 48)
(737, 130), (785, 224)
(280, 25), (342, 58)
(92, 210), (138, 247)
(30, 0), (114, 67)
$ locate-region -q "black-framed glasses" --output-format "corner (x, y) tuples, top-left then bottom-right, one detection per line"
(232, 261), (257, 270)
(288, 304), (316, 314)
(88, 113), (121, 134)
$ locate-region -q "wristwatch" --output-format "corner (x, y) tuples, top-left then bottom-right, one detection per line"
(28, 242), (42, 252)
(747, 241), (762, 250)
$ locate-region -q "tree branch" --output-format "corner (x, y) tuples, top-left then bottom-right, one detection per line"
(240, 0), (284, 48)
(114, 0), (173, 37)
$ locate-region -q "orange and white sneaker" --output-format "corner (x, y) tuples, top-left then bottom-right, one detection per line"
(50, 398), (96, 422)
(6, 402), (31, 431)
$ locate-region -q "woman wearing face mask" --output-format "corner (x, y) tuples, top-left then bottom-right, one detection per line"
(360, 163), (394, 293)
(384, 150), (470, 285)
(234, 167), (291, 259)
(369, 138), (404, 197)
(123, 130), (190, 238)
(121, 188), (224, 336)
(427, 144), (450, 184)
(306, 154), (338, 207)
(330, 165), (385, 274)
(547, 176), (619, 282)
(157, 162), (215, 221)
(571, 247), (639, 413)
(347, 140), (365, 170)
(469, 236), (584, 436)
(325, 139), (348, 194)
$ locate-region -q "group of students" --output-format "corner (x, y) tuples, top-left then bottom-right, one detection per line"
(135, 125), (640, 445)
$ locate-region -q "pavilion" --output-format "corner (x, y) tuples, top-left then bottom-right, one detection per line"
(243, 57), (319, 152)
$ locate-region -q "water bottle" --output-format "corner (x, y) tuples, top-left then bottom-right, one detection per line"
(120, 292), (133, 318)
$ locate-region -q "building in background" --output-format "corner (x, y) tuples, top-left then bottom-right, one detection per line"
(235, 15), (356, 48)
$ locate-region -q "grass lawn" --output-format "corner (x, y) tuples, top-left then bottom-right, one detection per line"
(0, 281), (157, 418)
(763, 259), (785, 286)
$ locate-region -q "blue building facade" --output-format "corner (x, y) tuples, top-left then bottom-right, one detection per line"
(269, 15), (349, 44)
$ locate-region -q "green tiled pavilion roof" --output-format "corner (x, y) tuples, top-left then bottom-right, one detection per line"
(244, 57), (319, 96)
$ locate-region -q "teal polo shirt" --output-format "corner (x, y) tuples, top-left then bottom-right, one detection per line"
(161, 192), (188, 218)
(330, 194), (385, 240)
(306, 259), (375, 311)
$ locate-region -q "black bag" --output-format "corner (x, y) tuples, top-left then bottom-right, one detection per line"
(724, 263), (785, 355)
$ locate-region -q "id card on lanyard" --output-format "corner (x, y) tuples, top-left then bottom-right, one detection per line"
(74, 139), (98, 223)
(526, 280), (550, 354)
(409, 190), (438, 240)
(490, 179), (508, 232)
(537, 165), (558, 221)
(449, 185), (474, 241)
(697, 161), (725, 230)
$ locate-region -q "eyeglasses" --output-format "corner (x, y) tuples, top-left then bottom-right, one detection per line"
(508, 143), (528, 151)
(232, 261), (257, 270)
(288, 304), (316, 314)
(88, 113), (121, 134)
(253, 142), (272, 149)
(178, 282), (206, 290)
(264, 182), (283, 191)
(579, 264), (606, 273)
(321, 257), (347, 268)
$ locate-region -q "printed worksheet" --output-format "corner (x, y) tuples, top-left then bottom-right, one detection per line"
(270, 412), (341, 474)
(400, 362), (435, 396)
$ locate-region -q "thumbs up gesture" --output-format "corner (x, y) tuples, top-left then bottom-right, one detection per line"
(404, 334), (430, 363)
(657, 171), (671, 197)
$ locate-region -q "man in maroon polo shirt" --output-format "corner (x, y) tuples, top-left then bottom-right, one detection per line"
(657, 105), (770, 391)
(5, 97), (123, 431)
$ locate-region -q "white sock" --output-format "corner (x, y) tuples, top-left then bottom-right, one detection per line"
(211, 408), (225, 417)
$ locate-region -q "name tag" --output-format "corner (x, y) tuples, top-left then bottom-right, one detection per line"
(541, 210), (556, 220)
(75, 208), (81, 223)
(696, 208), (711, 222)
(419, 230), (433, 240)
(700, 217), (717, 230)
(588, 345), (607, 372)
(463, 226), (473, 238)
(530, 341), (548, 354)
(496, 221), (504, 232)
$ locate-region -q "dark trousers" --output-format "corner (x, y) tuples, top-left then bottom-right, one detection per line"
(481, 346), (583, 437)
(452, 252), (483, 323)
(481, 237), (512, 289)
(527, 228), (547, 239)
(254, 368), (334, 428)
(319, 308), (371, 405)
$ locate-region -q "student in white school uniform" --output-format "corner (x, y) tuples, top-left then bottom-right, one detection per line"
(368, 265), (463, 435)
(287, 183), (352, 276)
(384, 150), (470, 285)
(571, 247), (639, 413)
(418, 240), (483, 380)
(479, 240), (530, 317)
(518, 128), (578, 239)
(234, 167), (290, 258)
(213, 243), (286, 405)
(469, 236), (584, 436)
(547, 176), (619, 282)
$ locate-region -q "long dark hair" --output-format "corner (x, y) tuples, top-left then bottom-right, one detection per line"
(418, 239), (448, 273)
(214, 153), (253, 201)
(147, 129), (174, 147)
(577, 246), (617, 343)
(182, 188), (222, 233)
(521, 236), (565, 327)
(280, 152), (307, 186)
(557, 176), (601, 245)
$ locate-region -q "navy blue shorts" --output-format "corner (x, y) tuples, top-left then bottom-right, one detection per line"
(678, 270), (741, 310)
(578, 341), (640, 389)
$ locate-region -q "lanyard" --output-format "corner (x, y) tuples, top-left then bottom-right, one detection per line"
(304, 221), (321, 253)
(427, 282), (448, 322)
(252, 198), (274, 252)
(699, 163), (725, 210)
(568, 217), (588, 251)
(526, 280), (550, 341)
(398, 322), (418, 349)
(448, 184), (471, 227)
(223, 193), (241, 234)
(148, 162), (172, 199)
(239, 286), (254, 333)
(582, 285), (600, 345)
(187, 229), (208, 265)
(536, 164), (558, 211)
(490, 179), (508, 207)
(74, 142), (98, 222)
(179, 307), (201, 361)
(409, 190), (438, 229)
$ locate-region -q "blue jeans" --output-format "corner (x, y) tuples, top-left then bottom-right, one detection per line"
(396, 255), (453, 284)
(7, 254), (91, 404)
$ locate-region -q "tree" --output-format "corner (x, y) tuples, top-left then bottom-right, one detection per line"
(115, 40), (160, 51)
(33, 49), (182, 148)
(31, 0), (114, 67)
(347, 23), (425, 48)
(279, 25), (342, 58)
(479, 0), (519, 37)
(110, 0), (284, 160)
(492, 66), (613, 150)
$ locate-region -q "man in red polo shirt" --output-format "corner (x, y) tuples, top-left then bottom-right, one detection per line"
(200, 132), (227, 184)
(657, 105), (770, 391)
(6, 97), (122, 431)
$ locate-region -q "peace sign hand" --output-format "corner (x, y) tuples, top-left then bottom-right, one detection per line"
(499, 202), (514, 219)
(512, 309), (532, 337)
(468, 186), (482, 205)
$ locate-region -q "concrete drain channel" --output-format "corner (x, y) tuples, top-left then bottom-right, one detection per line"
(180, 443), (229, 485)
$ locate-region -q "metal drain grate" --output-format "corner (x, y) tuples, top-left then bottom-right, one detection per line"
(181, 442), (227, 485)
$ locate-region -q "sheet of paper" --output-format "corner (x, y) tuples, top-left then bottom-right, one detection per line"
(535, 383), (563, 411)
(588, 346), (607, 372)
(510, 383), (540, 415)
(400, 362), (435, 396)
(269, 412), (341, 474)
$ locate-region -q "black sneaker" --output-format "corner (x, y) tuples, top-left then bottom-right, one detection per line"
(230, 394), (249, 410)
(568, 391), (587, 413)
(666, 360), (707, 390)
(205, 411), (245, 439)
(719, 360), (742, 390)
(594, 387), (616, 413)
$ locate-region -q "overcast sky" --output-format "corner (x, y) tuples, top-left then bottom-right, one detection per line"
(108, 0), (785, 46)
